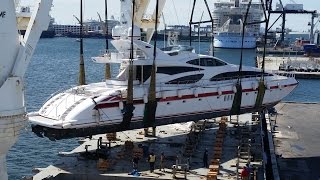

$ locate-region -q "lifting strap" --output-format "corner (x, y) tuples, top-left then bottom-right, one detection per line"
(230, 83), (242, 115)
(254, 80), (266, 109)
(119, 0), (135, 130)
(142, 0), (159, 129)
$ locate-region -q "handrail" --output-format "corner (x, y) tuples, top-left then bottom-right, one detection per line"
(98, 49), (148, 60)
(40, 86), (85, 117)
(41, 85), (75, 107)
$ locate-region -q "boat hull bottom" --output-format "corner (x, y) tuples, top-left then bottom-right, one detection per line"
(31, 102), (279, 140)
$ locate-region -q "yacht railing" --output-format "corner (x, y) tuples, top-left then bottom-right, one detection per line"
(99, 49), (148, 60)
(40, 85), (91, 117)
(41, 85), (76, 106)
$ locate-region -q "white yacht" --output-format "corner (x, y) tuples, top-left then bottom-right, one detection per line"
(29, 0), (298, 140)
(212, 0), (263, 49)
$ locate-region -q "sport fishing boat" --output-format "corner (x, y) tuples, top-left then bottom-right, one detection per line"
(29, 0), (298, 140)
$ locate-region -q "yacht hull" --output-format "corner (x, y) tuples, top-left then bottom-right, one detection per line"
(31, 101), (278, 140)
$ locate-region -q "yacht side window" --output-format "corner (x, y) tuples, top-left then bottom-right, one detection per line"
(157, 66), (204, 75)
(166, 74), (204, 84)
(186, 58), (227, 67)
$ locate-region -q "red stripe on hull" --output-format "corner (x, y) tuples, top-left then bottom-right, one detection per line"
(95, 83), (298, 109)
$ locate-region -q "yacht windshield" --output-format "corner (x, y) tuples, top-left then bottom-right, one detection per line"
(161, 45), (194, 52)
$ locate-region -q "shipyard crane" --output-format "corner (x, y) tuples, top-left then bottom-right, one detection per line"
(0, 0), (53, 179)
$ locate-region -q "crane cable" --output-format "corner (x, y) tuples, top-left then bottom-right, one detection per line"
(255, 0), (273, 109)
(142, 0), (160, 129)
(171, 0), (180, 26)
(230, 0), (253, 115)
(104, 0), (111, 79)
(120, 0), (135, 131)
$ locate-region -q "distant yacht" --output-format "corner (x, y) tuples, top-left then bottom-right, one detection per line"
(212, 0), (263, 49)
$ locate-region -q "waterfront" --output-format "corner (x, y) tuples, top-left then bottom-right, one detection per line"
(7, 37), (320, 179)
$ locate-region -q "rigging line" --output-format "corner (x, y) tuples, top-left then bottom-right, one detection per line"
(161, 12), (166, 48)
(118, 0), (135, 131)
(142, 0), (159, 129)
(150, 0), (159, 98)
(261, 0), (267, 20)
(267, 13), (282, 31)
(198, 11), (204, 72)
(104, 0), (111, 79)
(105, 0), (109, 50)
(130, 0), (134, 64)
(238, 0), (252, 82)
(79, 0), (86, 85)
(129, 0), (135, 85)
(189, 0), (197, 46)
(261, 0), (273, 77)
(153, 0), (160, 61)
(171, 0), (180, 26)
(204, 0), (214, 56)
(188, 0), (192, 20)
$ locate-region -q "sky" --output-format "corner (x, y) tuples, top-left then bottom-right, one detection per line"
(22, 0), (320, 32)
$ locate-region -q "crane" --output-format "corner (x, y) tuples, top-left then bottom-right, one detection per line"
(118, 0), (167, 43)
(0, 0), (53, 179)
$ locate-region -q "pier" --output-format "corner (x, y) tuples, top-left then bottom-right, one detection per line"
(30, 114), (266, 180)
(256, 48), (305, 56)
(271, 102), (320, 179)
(27, 102), (320, 179)
(256, 56), (320, 79)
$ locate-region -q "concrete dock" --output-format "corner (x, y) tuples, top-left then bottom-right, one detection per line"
(271, 102), (320, 180)
(29, 114), (265, 180)
(257, 48), (305, 56)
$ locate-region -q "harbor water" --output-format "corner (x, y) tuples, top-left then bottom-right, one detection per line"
(7, 37), (320, 179)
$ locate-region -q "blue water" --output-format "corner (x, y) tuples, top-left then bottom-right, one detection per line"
(7, 37), (319, 179)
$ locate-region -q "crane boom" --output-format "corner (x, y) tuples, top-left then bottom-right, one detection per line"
(119, 0), (166, 43)
(0, 0), (53, 179)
